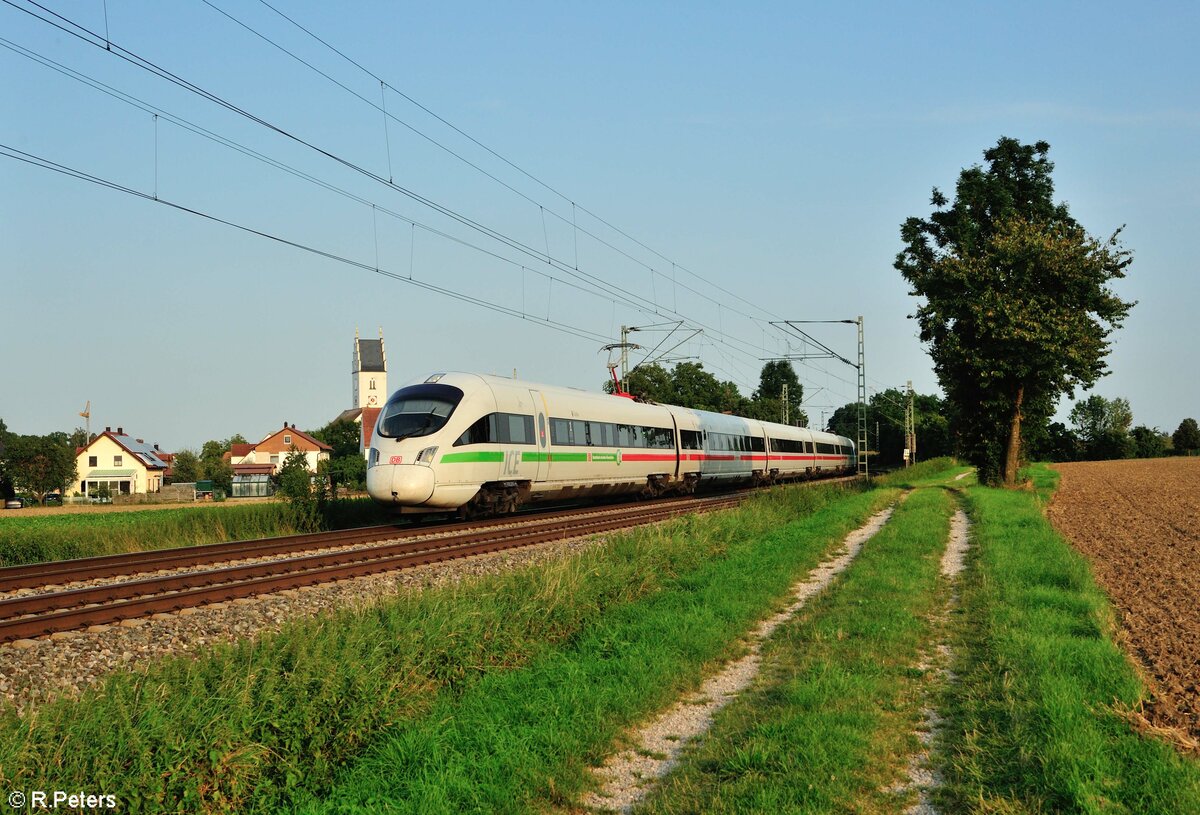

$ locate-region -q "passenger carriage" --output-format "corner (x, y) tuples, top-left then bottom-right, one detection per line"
(366, 372), (855, 516)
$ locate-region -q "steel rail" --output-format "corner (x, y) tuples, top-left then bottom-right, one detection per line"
(0, 499), (734, 617)
(0, 497), (743, 643)
(0, 494), (727, 592)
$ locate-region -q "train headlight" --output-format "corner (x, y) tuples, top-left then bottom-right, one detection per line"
(416, 445), (439, 465)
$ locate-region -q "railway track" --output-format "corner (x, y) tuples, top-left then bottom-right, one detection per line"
(0, 493), (747, 644)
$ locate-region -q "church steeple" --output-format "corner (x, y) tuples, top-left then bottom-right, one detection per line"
(353, 327), (387, 410)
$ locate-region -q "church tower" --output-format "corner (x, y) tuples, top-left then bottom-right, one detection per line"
(353, 327), (387, 410)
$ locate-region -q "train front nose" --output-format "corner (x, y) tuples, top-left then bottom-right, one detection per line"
(366, 463), (436, 505)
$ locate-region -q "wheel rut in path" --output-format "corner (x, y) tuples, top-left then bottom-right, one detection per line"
(893, 508), (971, 815)
(582, 500), (901, 814)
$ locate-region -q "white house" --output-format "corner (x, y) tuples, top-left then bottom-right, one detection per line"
(75, 427), (170, 497)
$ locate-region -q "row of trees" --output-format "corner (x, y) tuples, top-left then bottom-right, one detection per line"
(612, 360), (809, 427)
(1, 414), (371, 506)
(826, 388), (955, 469)
(1029, 395), (1198, 461)
(0, 419), (79, 504)
(170, 417), (368, 497)
(614, 356), (1197, 470)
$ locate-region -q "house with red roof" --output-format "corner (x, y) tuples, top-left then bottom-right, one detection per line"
(235, 422), (332, 476)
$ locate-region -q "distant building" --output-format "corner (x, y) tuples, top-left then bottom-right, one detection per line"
(333, 328), (387, 456)
(75, 427), (170, 497)
(234, 422), (332, 476)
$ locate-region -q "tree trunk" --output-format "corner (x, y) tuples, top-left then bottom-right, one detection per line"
(1004, 385), (1024, 486)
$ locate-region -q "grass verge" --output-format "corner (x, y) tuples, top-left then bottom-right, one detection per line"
(295, 483), (903, 815)
(940, 462), (1200, 813)
(0, 498), (392, 566)
(0, 481), (887, 814)
(636, 482), (956, 814)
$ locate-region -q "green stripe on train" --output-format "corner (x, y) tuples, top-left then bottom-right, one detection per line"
(440, 451), (504, 463)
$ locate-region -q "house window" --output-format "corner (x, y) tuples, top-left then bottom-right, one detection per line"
(114, 455), (123, 467)
(271, 455), (280, 465)
(284, 435), (292, 446)
(89, 455), (97, 467)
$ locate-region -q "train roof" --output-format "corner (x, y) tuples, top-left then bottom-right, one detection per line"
(405, 372), (855, 447)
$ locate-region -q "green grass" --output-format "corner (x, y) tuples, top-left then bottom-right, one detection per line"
(940, 462), (1200, 814)
(876, 456), (968, 488)
(0, 498), (392, 566)
(295, 483), (900, 815)
(636, 482), (957, 814)
(0, 481), (889, 814)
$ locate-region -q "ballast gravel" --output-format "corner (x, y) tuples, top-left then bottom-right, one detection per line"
(0, 535), (602, 716)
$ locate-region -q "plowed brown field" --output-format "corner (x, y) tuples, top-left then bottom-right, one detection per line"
(1048, 457), (1200, 743)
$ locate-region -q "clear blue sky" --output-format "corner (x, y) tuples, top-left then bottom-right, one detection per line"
(2, 0), (1196, 451)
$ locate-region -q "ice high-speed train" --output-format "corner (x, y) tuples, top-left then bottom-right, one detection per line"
(366, 372), (856, 515)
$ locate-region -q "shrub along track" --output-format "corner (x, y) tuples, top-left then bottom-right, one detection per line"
(0, 493), (759, 644)
(1048, 457), (1200, 744)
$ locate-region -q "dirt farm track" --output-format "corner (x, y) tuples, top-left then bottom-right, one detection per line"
(1048, 457), (1200, 745)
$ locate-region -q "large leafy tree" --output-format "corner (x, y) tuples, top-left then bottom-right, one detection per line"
(2, 433), (77, 503)
(1130, 425), (1169, 459)
(1069, 394), (1134, 460)
(749, 361), (807, 426)
(171, 449), (201, 483)
(198, 438), (237, 496)
(0, 418), (12, 498)
(1174, 418), (1200, 455)
(310, 417), (368, 490)
(896, 137), (1134, 485)
(828, 389), (952, 467)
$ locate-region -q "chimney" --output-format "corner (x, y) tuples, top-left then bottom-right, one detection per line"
(117, 427), (124, 435)
(154, 444), (159, 451)
(105, 426), (111, 433)
(291, 423), (296, 429)
(284, 420), (288, 428)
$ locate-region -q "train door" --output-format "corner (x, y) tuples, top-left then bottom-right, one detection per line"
(529, 388), (550, 482)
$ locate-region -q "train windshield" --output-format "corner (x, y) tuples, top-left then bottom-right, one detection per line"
(376, 383), (464, 440)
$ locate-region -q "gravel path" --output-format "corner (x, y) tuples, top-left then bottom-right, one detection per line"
(0, 534), (603, 716)
(894, 508), (971, 815)
(582, 502), (900, 814)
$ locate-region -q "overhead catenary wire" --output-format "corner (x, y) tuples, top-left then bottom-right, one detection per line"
(0, 143), (611, 346)
(247, 0), (782, 326)
(5, 0), (846, 397)
(201, 0), (773, 331)
(0, 35), (641, 314)
(5, 0), (781, 385)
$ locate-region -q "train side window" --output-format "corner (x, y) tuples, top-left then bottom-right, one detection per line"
(570, 420), (588, 445)
(751, 436), (765, 453)
(591, 422), (611, 447)
(641, 427), (671, 449)
(680, 429), (702, 450)
(805, 441), (814, 454)
(455, 413), (494, 446)
(500, 413), (535, 445)
(550, 418), (571, 445)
